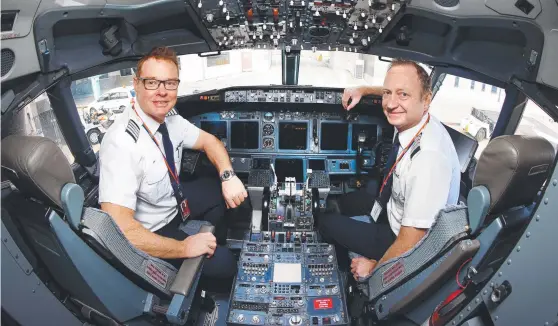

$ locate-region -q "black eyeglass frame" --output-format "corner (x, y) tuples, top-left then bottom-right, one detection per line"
(137, 77), (181, 90)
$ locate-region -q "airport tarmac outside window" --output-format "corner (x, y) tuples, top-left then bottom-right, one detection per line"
(70, 69), (135, 151)
(514, 100), (558, 153)
(429, 74), (505, 159)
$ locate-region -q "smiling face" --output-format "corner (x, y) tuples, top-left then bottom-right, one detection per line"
(133, 57), (179, 123)
(382, 64), (432, 132)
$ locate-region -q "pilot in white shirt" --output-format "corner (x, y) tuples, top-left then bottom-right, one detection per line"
(386, 112), (461, 236)
(318, 59), (461, 280)
(99, 105), (199, 232)
(98, 46), (247, 284)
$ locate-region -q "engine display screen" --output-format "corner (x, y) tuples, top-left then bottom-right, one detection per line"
(321, 123), (348, 150)
(230, 121), (259, 149)
(278, 122), (308, 150)
(200, 121), (227, 139)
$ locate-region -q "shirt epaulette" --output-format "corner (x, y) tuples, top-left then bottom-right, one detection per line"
(409, 134), (422, 159)
(125, 119), (140, 143)
(166, 108), (178, 117)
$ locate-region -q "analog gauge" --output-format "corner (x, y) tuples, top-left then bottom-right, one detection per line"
(264, 112), (274, 121)
(263, 123), (275, 136)
(263, 138), (274, 149)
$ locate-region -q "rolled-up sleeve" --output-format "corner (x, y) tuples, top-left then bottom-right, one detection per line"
(401, 150), (452, 229)
(180, 118), (200, 149)
(98, 137), (142, 210)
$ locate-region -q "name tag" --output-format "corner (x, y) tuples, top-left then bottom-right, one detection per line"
(180, 199), (191, 221)
(370, 199), (383, 222)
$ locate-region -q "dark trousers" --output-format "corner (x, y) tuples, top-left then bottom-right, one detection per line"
(317, 183), (396, 271)
(155, 177), (237, 282)
(182, 176), (228, 245)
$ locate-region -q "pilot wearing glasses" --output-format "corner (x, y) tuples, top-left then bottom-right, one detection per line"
(318, 60), (461, 281)
(98, 46), (246, 286)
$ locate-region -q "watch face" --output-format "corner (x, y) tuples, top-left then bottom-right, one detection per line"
(222, 171), (231, 179)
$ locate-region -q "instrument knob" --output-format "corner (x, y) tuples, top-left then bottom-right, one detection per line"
(237, 314), (245, 322)
(289, 315), (302, 325)
(252, 315), (260, 323)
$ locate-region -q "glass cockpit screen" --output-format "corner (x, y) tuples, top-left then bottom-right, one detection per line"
(279, 122), (308, 150)
(230, 121), (259, 149)
(200, 121), (227, 139)
(321, 123), (348, 150)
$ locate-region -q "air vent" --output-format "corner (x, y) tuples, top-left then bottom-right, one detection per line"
(1, 11), (18, 32)
(1, 49), (15, 77)
(434, 0), (459, 7)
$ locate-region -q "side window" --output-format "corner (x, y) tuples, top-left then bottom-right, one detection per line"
(515, 100), (558, 153)
(70, 70), (134, 150)
(430, 74), (506, 159)
(3, 94), (75, 164)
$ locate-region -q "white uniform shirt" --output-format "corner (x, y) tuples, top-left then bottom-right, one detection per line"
(387, 113), (461, 235)
(98, 105), (200, 232)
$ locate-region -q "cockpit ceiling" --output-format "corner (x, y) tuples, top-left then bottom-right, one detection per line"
(0, 0), (557, 94)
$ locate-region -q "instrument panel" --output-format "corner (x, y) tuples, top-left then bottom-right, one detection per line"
(191, 110), (390, 154)
(190, 109), (394, 185)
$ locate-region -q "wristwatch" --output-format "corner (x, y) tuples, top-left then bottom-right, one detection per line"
(220, 170), (236, 182)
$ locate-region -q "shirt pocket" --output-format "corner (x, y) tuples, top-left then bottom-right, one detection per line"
(392, 171), (405, 206)
(141, 158), (171, 204)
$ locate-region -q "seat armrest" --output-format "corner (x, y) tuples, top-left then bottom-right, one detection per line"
(169, 225), (214, 296)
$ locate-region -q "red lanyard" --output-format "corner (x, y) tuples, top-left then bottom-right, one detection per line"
(132, 106), (180, 185)
(379, 113), (431, 194)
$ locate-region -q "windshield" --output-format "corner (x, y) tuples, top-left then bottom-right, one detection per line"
(174, 50), (430, 95)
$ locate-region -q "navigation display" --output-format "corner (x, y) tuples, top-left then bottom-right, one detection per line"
(200, 121), (227, 139)
(321, 123), (348, 150)
(279, 122), (308, 150)
(230, 121), (259, 149)
(352, 124), (378, 150)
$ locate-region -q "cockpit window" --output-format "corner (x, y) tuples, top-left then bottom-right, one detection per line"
(515, 100), (558, 153)
(430, 74), (506, 159)
(71, 69), (135, 151)
(3, 93), (75, 164)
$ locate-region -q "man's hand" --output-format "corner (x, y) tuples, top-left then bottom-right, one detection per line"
(222, 175), (248, 209)
(183, 232), (217, 258)
(342, 87), (365, 111)
(350, 257), (377, 280)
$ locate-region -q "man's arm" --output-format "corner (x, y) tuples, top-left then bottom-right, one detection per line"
(343, 86), (384, 110)
(375, 226), (427, 266)
(192, 129), (233, 175)
(189, 127), (248, 208)
(101, 203), (193, 258)
(358, 85), (384, 96)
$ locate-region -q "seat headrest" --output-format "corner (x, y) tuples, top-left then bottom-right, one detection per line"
(1, 135), (76, 207)
(473, 135), (555, 215)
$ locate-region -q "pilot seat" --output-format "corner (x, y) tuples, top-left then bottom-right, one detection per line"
(350, 134), (555, 324)
(1, 135), (214, 325)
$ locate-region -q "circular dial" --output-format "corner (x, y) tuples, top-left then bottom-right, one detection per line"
(263, 123), (275, 136)
(263, 138), (274, 149)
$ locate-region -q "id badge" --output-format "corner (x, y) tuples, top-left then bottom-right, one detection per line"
(179, 199), (191, 221)
(370, 199), (383, 223)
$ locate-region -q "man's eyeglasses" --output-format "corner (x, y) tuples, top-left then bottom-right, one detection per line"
(138, 77), (180, 90)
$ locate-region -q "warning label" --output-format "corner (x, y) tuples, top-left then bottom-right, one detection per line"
(145, 261), (169, 288)
(313, 298), (333, 310)
(382, 261), (405, 287)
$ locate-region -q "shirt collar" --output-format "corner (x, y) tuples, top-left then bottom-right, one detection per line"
(396, 113), (430, 149)
(134, 104), (163, 134)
